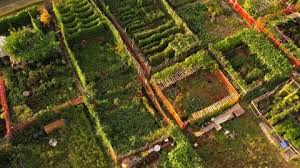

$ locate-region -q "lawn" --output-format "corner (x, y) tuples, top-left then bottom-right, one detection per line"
(195, 111), (296, 168)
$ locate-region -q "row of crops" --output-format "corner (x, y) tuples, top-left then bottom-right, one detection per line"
(55, 0), (165, 155)
(210, 29), (292, 96)
(54, 0), (204, 167)
(256, 79), (300, 148)
(102, 0), (200, 69)
(54, 0), (106, 42)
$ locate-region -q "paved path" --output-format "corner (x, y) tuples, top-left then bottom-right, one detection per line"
(194, 103), (245, 137)
(0, 0), (43, 17)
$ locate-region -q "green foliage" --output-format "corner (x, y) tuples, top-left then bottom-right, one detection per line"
(157, 125), (203, 168)
(152, 50), (218, 81)
(0, 6), (39, 34)
(55, 0), (106, 42)
(212, 29), (292, 94)
(12, 105), (33, 124)
(3, 27), (59, 62)
(10, 105), (110, 168)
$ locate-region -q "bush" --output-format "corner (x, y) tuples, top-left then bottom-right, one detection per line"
(3, 27), (59, 62)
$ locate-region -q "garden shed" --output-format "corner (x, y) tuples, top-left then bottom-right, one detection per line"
(0, 36), (7, 58)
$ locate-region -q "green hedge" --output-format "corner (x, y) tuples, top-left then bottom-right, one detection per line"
(0, 6), (39, 35)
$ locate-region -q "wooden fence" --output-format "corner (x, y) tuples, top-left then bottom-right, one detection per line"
(152, 68), (199, 91)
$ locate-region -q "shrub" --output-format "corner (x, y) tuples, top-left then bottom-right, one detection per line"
(3, 27), (59, 62)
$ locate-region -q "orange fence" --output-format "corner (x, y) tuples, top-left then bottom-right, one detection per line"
(152, 82), (184, 128)
(137, 70), (171, 126)
(226, 0), (256, 26)
(0, 74), (12, 138)
(214, 70), (239, 96)
(152, 70), (239, 128)
(226, 0), (300, 68)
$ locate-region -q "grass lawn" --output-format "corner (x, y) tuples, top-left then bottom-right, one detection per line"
(164, 71), (229, 119)
(194, 110), (300, 168)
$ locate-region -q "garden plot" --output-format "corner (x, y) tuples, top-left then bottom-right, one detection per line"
(151, 50), (239, 125)
(54, 0), (166, 155)
(171, 0), (245, 45)
(75, 37), (164, 154)
(102, 0), (200, 70)
(210, 29), (292, 96)
(277, 17), (300, 57)
(253, 79), (300, 149)
(164, 71), (229, 119)
(0, 17), (79, 125)
(6, 105), (110, 168)
(224, 44), (269, 86)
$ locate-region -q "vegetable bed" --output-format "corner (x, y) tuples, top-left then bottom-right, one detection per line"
(277, 17), (300, 57)
(0, 19), (79, 125)
(102, 0), (200, 69)
(256, 79), (300, 149)
(8, 105), (110, 168)
(55, 0), (165, 155)
(152, 50), (236, 123)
